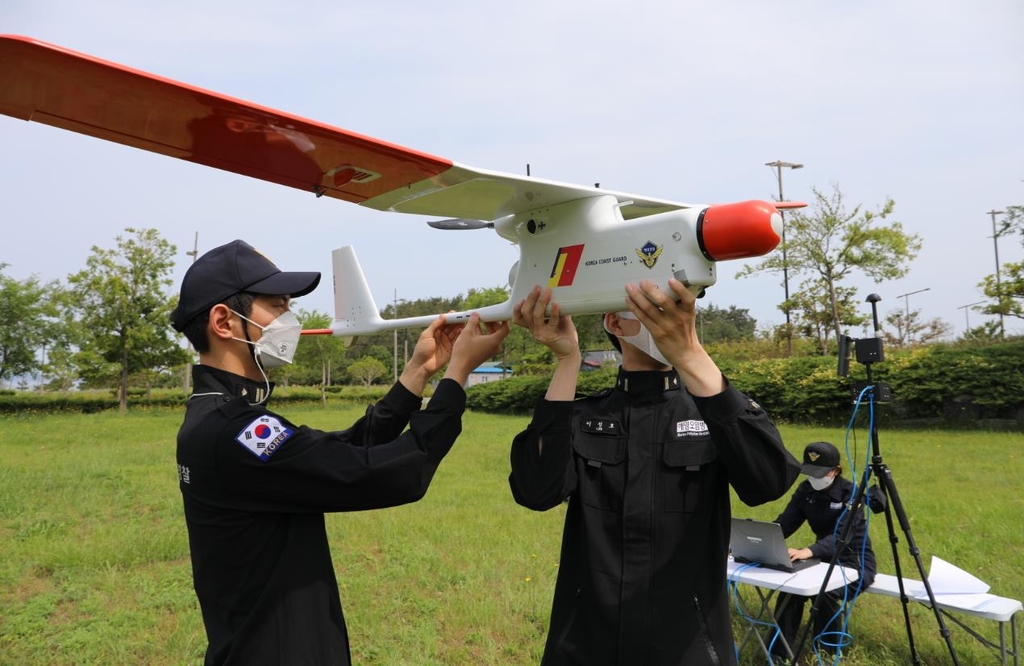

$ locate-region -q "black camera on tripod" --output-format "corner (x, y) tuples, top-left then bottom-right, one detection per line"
(836, 294), (891, 403)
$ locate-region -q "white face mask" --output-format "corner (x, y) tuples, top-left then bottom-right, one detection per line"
(232, 309), (302, 369)
(808, 474), (835, 491)
(605, 311), (670, 366)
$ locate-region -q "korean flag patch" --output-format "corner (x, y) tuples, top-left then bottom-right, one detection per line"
(236, 415), (294, 461)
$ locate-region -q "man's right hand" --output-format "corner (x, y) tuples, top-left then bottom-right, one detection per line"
(514, 286), (580, 402)
(442, 313), (510, 386)
(512, 286), (579, 361)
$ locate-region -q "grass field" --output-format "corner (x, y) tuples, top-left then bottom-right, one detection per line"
(0, 405), (1021, 665)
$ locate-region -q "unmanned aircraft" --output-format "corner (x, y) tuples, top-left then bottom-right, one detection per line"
(0, 35), (803, 339)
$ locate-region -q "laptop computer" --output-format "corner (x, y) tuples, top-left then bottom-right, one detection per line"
(730, 518), (820, 573)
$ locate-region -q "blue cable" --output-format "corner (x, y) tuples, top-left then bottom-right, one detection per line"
(804, 384), (874, 664)
(728, 562), (788, 663)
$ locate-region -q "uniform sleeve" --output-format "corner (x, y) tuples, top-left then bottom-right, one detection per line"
(344, 380), (426, 447)
(773, 485), (807, 538)
(690, 377), (800, 507)
(508, 397), (577, 511)
(211, 378), (467, 512)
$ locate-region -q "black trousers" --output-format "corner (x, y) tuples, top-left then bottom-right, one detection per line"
(771, 580), (868, 659)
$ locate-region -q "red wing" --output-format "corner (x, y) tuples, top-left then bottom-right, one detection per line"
(0, 34), (452, 204)
(1, 35), (698, 222)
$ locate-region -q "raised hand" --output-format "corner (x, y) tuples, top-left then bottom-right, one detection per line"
(512, 285), (579, 361)
(444, 313), (511, 385)
(624, 277), (724, 396)
(623, 278), (699, 361)
(400, 315), (465, 394)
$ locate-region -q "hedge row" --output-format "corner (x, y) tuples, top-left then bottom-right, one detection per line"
(465, 341), (1024, 429)
(0, 385), (395, 415)
(3, 342), (1021, 428)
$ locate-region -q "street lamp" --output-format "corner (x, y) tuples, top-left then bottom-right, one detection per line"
(987, 209), (1006, 339)
(895, 287), (930, 345)
(957, 301), (986, 335)
(765, 160), (804, 355)
(392, 289), (408, 382)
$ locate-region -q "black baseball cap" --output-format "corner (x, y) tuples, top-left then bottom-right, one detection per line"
(170, 240), (321, 331)
(801, 441), (841, 478)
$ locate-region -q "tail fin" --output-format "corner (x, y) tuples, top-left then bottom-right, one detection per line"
(331, 246), (385, 339)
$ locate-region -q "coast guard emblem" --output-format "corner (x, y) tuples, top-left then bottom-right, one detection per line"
(636, 241), (663, 269)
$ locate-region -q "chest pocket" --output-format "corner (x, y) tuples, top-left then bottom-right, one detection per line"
(572, 432), (627, 512)
(660, 439), (718, 513)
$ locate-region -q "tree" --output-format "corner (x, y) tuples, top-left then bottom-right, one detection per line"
(882, 309), (952, 348)
(738, 183), (922, 347)
(345, 293), (465, 381)
(292, 309), (347, 404)
(0, 265), (64, 386)
(347, 357), (387, 387)
(958, 320), (1003, 343)
(459, 285), (530, 368)
(696, 303), (757, 344)
(65, 228), (187, 411)
(787, 280), (867, 355)
(977, 204), (1024, 324)
(41, 344), (79, 391)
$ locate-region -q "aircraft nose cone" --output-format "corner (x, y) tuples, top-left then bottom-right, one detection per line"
(698, 200), (783, 261)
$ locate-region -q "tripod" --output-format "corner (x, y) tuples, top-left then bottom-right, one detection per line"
(791, 294), (959, 665)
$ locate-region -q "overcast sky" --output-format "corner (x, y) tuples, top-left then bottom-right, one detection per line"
(2, 0), (1022, 339)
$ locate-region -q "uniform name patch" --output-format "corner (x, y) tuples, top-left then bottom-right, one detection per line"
(236, 416), (294, 461)
(675, 420), (709, 437)
(581, 418), (620, 435)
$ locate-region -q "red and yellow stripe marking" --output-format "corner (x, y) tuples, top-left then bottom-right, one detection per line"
(547, 244), (585, 287)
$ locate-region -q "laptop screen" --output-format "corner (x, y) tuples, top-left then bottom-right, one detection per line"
(730, 518), (819, 573)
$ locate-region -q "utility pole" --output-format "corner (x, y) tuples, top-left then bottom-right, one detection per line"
(183, 232), (199, 392)
(38, 344), (46, 391)
(393, 289), (399, 382)
(765, 160), (804, 355)
(987, 209), (1006, 339)
(392, 290), (408, 382)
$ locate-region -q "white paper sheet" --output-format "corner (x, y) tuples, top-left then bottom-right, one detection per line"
(925, 556), (990, 594)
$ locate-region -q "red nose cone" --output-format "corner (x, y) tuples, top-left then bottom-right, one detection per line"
(699, 200), (782, 261)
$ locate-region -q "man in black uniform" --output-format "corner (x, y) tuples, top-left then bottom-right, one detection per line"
(171, 240), (509, 666)
(771, 441), (877, 659)
(508, 279), (800, 666)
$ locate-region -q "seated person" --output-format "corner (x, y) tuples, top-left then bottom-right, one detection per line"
(772, 441), (877, 659)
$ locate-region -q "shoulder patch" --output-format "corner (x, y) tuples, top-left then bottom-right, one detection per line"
(235, 415), (294, 461)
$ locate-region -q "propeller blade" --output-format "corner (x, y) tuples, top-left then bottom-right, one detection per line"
(426, 218), (494, 230)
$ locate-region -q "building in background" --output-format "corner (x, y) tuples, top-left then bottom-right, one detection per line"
(466, 362), (514, 387)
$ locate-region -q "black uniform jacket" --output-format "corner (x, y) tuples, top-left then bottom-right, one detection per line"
(509, 368), (800, 666)
(774, 476), (877, 584)
(177, 365), (467, 666)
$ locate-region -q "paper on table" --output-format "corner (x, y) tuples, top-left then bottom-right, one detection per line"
(914, 556), (991, 608)
(925, 556), (990, 594)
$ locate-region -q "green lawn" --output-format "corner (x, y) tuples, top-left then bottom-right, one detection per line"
(0, 406), (1021, 664)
